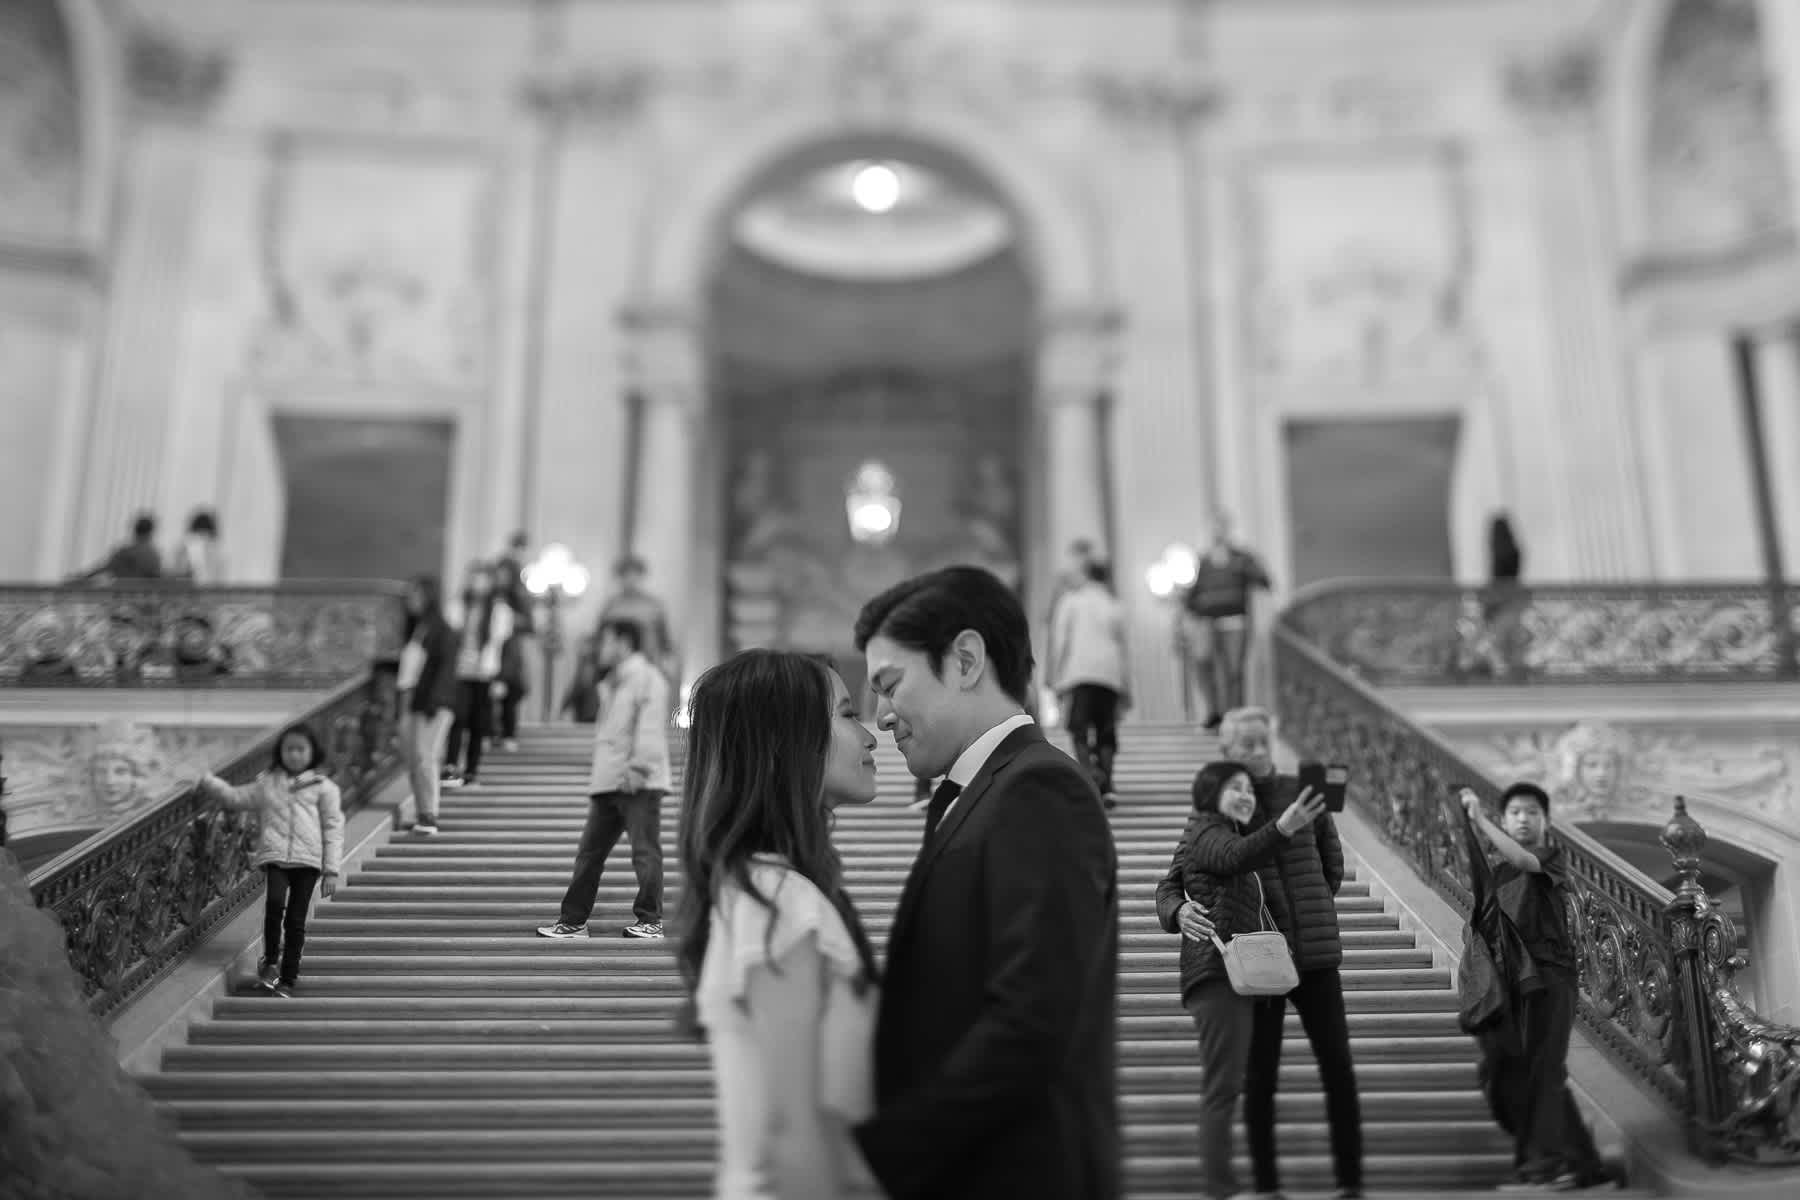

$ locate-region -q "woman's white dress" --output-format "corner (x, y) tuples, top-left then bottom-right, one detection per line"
(694, 856), (879, 1199)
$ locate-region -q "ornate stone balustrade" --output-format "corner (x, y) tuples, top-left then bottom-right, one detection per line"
(1274, 622), (1800, 1163)
(26, 667), (402, 1018)
(0, 582), (408, 690)
(1282, 579), (1800, 685)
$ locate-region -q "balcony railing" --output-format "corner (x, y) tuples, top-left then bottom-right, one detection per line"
(1282, 578), (1800, 685)
(0, 581), (408, 690)
(27, 665), (403, 1018)
(1273, 612), (1800, 1164)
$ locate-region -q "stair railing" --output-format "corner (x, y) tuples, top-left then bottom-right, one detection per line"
(0, 579), (408, 689)
(1273, 618), (1800, 1164)
(1282, 577), (1800, 685)
(25, 662), (404, 1019)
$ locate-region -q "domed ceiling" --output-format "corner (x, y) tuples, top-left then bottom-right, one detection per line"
(730, 158), (1016, 282)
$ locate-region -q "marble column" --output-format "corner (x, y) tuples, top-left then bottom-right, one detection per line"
(76, 28), (230, 567)
(623, 309), (703, 689)
(1503, 46), (1654, 580)
(1037, 310), (1116, 566)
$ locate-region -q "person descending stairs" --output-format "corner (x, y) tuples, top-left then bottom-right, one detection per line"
(143, 722), (1625, 1198)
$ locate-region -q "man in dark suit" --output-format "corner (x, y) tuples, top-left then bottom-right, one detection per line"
(852, 565), (1120, 1200)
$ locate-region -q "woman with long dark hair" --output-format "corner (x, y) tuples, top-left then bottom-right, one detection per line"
(399, 575), (458, 834)
(676, 649), (882, 1199)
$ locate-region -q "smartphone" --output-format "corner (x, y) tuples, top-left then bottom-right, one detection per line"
(1297, 761), (1325, 796)
(1323, 764), (1349, 813)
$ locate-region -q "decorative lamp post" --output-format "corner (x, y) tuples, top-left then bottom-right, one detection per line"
(846, 461), (902, 546)
(523, 543), (590, 723)
(1146, 542), (1200, 720)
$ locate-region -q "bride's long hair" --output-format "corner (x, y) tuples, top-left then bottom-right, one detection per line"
(674, 649), (877, 1036)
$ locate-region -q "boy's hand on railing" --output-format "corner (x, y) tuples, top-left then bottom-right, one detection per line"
(1460, 787), (1483, 820)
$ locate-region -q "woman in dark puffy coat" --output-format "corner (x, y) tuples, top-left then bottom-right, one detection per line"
(1155, 761), (1326, 1200)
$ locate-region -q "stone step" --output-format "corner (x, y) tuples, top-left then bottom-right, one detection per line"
(162, 1089), (1496, 1130)
(190, 1012), (1465, 1045)
(145, 1059), (1487, 1101)
(178, 1120), (1506, 1161)
(292, 930), (1420, 955)
(314, 894), (1392, 917)
(204, 987), (1457, 1022)
(303, 910), (1403, 934)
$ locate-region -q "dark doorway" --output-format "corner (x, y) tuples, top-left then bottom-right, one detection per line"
(274, 415), (455, 580)
(1284, 416), (1460, 589)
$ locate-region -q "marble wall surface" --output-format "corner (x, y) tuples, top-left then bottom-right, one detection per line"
(3, 0), (1799, 715)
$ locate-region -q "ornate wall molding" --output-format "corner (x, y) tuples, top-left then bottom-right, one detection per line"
(123, 23), (230, 119)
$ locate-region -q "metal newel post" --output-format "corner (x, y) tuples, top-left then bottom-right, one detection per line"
(1660, 795), (1728, 1161)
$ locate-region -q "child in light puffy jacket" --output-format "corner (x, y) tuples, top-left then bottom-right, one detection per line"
(198, 723), (344, 996)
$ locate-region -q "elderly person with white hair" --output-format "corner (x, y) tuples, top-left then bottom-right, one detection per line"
(1215, 705), (1365, 1200)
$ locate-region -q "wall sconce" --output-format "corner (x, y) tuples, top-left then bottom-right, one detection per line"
(523, 544), (591, 721)
(1145, 542), (1199, 599)
(847, 460), (902, 546)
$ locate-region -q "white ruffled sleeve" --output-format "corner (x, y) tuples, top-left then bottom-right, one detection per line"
(696, 862), (866, 1020)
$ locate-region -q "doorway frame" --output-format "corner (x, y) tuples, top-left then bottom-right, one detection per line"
(229, 381), (485, 584)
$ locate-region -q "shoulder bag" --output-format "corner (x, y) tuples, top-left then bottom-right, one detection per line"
(1192, 871), (1298, 997)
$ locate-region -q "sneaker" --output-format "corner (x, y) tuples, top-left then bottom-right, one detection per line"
(410, 821), (439, 836)
(442, 773), (466, 789)
(459, 775), (481, 790)
(622, 922), (665, 939)
(536, 922), (591, 939)
(1101, 791), (1119, 810)
(270, 982), (295, 998)
(1204, 714), (1224, 731)
(255, 960), (279, 990)
(501, 738), (520, 753)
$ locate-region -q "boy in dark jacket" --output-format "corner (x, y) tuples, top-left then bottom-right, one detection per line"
(1461, 783), (1609, 1190)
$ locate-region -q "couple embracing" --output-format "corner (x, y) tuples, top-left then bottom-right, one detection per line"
(675, 566), (1121, 1200)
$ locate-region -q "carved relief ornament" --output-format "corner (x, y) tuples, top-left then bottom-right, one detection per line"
(517, 10), (1222, 137)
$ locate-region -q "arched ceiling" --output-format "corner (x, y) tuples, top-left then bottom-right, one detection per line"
(708, 241), (1033, 375)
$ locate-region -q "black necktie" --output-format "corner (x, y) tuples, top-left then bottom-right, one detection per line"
(925, 779), (963, 839)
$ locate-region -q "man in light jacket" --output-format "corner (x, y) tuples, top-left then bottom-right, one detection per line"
(536, 619), (672, 939)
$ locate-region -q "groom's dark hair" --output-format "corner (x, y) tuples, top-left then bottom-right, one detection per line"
(853, 565), (1034, 706)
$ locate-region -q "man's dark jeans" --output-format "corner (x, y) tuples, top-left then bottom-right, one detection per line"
(558, 790), (665, 927)
(1245, 965), (1364, 1194)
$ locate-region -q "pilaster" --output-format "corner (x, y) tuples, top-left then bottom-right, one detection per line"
(1503, 44), (1653, 580)
(77, 24), (230, 565)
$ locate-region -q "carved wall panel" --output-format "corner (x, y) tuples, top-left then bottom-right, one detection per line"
(1646, 0), (1793, 254)
(1240, 146), (1478, 390)
(1451, 718), (1798, 833)
(0, 719), (260, 842)
(246, 140), (496, 388)
(0, 0), (79, 246)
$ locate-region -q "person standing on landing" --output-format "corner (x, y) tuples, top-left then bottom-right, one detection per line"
(538, 620), (672, 940)
(852, 565), (1120, 1200)
(197, 724), (344, 996)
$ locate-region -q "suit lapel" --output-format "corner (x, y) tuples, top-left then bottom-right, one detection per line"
(888, 724), (1047, 951)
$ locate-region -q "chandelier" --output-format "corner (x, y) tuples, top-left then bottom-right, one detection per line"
(846, 461), (902, 546)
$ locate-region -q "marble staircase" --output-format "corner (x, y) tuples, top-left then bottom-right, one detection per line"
(143, 722), (1577, 1197)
